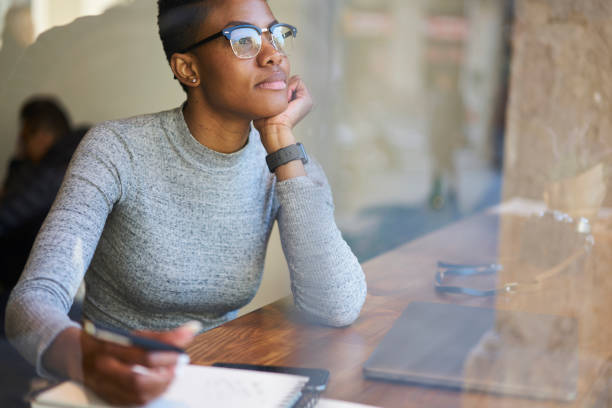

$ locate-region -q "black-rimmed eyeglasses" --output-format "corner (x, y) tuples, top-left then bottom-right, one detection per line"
(179, 23), (298, 59)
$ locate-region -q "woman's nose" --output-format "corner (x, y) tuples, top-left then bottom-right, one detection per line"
(257, 33), (283, 66)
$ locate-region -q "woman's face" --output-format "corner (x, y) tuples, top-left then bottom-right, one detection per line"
(191, 0), (291, 121)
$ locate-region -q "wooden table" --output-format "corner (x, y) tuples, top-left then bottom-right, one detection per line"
(187, 211), (611, 407)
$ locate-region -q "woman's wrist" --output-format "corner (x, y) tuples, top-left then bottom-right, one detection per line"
(259, 125), (306, 181)
(259, 124), (296, 154)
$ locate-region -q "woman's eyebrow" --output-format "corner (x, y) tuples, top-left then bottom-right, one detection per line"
(224, 19), (279, 29)
(224, 20), (252, 27)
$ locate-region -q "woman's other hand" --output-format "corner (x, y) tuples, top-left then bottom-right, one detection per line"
(43, 322), (200, 406)
(254, 75), (313, 154)
(81, 322), (198, 406)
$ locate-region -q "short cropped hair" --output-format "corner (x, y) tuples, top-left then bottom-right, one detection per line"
(157, 1), (216, 92)
(157, 0), (216, 62)
(20, 97), (71, 138)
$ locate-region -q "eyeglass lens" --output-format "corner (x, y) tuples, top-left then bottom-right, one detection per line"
(229, 26), (294, 59)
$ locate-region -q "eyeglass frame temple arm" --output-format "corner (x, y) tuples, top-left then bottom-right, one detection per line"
(178, 31), (224, 54)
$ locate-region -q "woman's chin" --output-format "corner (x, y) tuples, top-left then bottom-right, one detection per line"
(252, 100), (288, 120)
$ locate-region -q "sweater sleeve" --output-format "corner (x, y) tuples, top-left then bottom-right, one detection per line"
(274, 158), (367, 327)
(4, 124), (131, 378)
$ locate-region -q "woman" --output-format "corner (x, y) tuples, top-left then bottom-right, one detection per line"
(5, 0), (366, 404)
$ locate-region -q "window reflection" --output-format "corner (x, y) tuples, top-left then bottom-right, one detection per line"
(0, 0), (513, 264)
(10, 1), (612, 407)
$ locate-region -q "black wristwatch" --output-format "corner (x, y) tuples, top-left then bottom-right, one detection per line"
(265, 143), (309, 173)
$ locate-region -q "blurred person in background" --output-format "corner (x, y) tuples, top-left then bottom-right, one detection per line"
(0, 97), (87, 312)
(0, 0), (172, 185)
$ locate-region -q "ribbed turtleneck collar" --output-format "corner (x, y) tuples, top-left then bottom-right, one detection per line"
(163, 105), (252, 169)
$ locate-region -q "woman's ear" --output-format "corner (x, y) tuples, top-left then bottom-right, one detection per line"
(170, 53), (201, 88)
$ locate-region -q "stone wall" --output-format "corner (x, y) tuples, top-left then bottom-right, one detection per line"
(504, 0), (612, 211)
(496, 3), (612, 403)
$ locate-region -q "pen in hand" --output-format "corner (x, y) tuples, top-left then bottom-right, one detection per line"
(83, 319), (186, 353)
(83, 319), (194, 374)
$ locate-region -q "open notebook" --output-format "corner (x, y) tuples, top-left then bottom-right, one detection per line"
(32, 364), (308, 408)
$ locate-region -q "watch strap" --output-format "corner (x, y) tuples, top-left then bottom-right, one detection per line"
(266, 143), (308, 173)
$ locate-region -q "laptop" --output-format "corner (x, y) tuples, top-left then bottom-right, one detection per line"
(363, 302), (578, 401)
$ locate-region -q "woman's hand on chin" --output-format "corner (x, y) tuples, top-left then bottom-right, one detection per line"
(254, 75), (313, 154)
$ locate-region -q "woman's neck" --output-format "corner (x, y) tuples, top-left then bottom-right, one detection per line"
(182, 95), (250, 154)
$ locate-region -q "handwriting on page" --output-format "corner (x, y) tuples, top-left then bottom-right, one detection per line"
(146, 365), (305, 408)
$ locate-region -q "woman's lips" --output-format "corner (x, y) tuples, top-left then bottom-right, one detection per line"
(256, 81), (287, 90)
(256, 72), (287, 90)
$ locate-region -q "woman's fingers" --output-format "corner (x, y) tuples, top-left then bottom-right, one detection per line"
(135, 320), (201, 349)
(83, 332), (179, 369)
(84, 355), (175, 406)
(105, 342), (181, 368)
(82, 321), (200, 371)
(287, 76), (302, 102)
(79, 324), (199, 405)
(287, 76), (310, 104)
(284, 76), (313, 127)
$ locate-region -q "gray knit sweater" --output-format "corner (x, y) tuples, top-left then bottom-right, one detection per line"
(5, 106), (366, 377)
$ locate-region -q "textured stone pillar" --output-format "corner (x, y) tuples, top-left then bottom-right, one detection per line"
(491, 2), (612, 406)
(503, 0), (612, 210)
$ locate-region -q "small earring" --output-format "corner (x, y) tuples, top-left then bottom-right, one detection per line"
(191, 78), (197, 83)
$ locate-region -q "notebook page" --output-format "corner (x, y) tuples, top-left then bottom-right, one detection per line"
(34, 365), (308, 408)
(149, 365), (308, 408)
